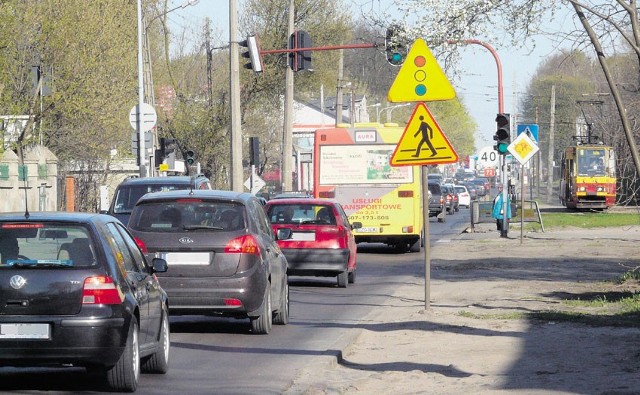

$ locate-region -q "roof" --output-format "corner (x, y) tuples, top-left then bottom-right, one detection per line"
(265, 198), (338, 206)
(135, 189), (254, 204)
(118, 175), (207, 186)
(0, 211), (107, 223)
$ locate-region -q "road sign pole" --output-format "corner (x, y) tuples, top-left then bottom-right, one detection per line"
(501, 156), (509, 238)
(421, 165), (431, 310)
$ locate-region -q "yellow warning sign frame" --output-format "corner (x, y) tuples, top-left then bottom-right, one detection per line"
(390, 102), (458, 167)
(387, 38), (456, 103)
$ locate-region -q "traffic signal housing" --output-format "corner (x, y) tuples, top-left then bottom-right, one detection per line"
(249, 137), (259, 167)
(186, 150), (196, 166)
(240, 35), (263, 73)
(385, 25), (407, 66)
(288, 30), (311, 71)
(494, 113), (511, 154)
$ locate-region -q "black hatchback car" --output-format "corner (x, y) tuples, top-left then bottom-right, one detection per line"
(127, 190), (289, 335)
(0, 212), (169, 392)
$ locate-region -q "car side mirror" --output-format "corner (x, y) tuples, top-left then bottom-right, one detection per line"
(151, 257), (168, 273)
(351, 221), (362, 230)
(276, 228), (293, 240)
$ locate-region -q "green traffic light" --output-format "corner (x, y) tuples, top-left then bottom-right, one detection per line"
(497, 142), (509, 154)
(390, 52), (403, 65)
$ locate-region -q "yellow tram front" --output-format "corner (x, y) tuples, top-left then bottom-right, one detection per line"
(559, 145), (616, 209)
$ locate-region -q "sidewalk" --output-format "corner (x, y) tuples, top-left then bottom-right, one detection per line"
(286, 225), (640, 394)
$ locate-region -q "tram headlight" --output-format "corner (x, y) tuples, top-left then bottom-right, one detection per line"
(578, 186), (586, 192)
(596, 186), (604, 192)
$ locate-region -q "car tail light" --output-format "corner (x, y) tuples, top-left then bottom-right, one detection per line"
(225, 235), (261, 256)
(82, 276), (124, 304)
(134, 237), (148, 253)
(1, 223), (44, 229)
(224, 298), (243, 307)
(176, 198), (203, 203)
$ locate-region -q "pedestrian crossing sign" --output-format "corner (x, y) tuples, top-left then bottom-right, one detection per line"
(390, 102), (458, 167)
(387, 38), (456, 103)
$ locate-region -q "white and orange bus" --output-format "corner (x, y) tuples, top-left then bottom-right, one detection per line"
(313, 124), (423, 252)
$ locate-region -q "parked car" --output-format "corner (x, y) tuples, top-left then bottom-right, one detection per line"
(127, 190), (289, 334)
(104, 175), (212, 225)
(441, 184), (458, 214)
(0, 212), (169, 392)
(454, 184), (471, 208)
(264, 198), (361, 288)
(427, 182), (446, 222)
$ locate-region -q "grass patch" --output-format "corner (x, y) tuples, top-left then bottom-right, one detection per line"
(540, 212), (640, 228)
(457, 287), (640, 327)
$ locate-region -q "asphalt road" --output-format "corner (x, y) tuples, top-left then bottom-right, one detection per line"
(0, 209), (471, 394)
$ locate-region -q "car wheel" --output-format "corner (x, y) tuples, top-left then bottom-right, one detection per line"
(250, 284), (272, 334)
(141, 305), (170, 374)
(348, 269), (356, 284)
(337, 270), (348, 288)
(106, 319), (140, 392)
(272, 277), (289, 325)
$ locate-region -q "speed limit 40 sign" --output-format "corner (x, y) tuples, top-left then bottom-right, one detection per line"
(476, 146), (499, 168)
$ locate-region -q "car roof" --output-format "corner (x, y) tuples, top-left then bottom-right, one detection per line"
(265, 198), (338, 206)
(135, 189), (254, 204)
(0, 211), (111, 223)
(118, 175), (207, 186)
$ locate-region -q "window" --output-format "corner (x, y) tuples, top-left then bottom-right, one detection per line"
(106, 222), (141, 273)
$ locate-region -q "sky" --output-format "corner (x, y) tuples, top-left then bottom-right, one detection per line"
(166, 0), (574, 154)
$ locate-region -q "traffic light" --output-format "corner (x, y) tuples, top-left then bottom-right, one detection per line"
(249, 137), (259, 167)
(385, 25), (407, 66)
(240, 35), (263, 73)
(186, 150), (196, 166)
(494, 113), (511, 154)
(288, 30), (311, 71)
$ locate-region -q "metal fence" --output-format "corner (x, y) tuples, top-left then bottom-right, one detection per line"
(470, 199), (544, 232)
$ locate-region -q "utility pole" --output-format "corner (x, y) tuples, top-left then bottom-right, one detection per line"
(229, 0), (243, 191)
(335, 49), (344, 126)
(547, 85), (555, 203)
(281, 0), (295, 192)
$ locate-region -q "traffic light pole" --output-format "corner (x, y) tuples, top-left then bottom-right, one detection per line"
(450, 39), (509, 236)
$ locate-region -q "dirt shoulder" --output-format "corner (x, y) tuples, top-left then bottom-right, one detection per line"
(286, 225), (640, 395)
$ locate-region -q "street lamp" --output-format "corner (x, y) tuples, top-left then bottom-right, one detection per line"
(136, 0), (199, 177)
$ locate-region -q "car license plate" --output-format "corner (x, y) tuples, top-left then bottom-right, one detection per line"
(291, 231), (315, 241)
(356, 227), (378, 233)
(160, 252), (211, 265)
(0, 323), (50, 339)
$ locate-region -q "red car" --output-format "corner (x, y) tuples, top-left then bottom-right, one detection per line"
(264, 198), (361, 288)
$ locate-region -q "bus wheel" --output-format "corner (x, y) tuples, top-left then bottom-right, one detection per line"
(409, 239), (421, 252)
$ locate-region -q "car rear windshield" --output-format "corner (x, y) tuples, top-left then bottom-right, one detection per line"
(0, 223), (97, 268)
(128, 200), (246, 232)
(113, 184), (191, 214)
(428, 183), (442, 195)
(266, 204), (336, 225)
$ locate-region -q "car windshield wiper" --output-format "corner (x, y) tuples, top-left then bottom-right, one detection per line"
(182, 225), (224, 231)
(6, 260), (74, 268)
